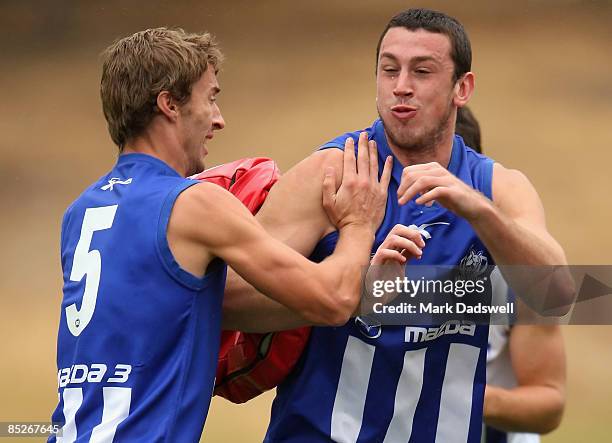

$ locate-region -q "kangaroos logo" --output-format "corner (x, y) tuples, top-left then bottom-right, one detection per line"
(459, 247), (489, 280)
(354, 316), (382, 339)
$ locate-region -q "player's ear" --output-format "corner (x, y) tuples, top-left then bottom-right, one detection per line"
(156, 91), (179, 121)
(453, 72), (475, 108)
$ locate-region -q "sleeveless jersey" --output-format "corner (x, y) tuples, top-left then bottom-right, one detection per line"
(49, 153), (227, 442)
(265, 119), (495, 443)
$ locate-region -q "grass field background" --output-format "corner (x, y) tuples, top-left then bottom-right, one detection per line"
(1, 1), (611, 441)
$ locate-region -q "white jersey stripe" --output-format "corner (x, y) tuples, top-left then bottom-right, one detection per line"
(59, 388), (83, 443)
(90, 387), (132, 442)
(382, 348), (427, 443)
(331, 336), (376, 443)
(435, 343), (480, 443)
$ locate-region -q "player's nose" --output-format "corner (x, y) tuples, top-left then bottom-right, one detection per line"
(213, 105), (225, 131)
(392, 71), (414, 98)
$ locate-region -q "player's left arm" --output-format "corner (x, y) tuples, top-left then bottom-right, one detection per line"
(484, 323), (566, 433)
(479, 163), (566, 266)
(398, 162), (566, 265)
(397, 162), (574, 309)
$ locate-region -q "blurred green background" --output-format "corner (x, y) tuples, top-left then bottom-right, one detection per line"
(0, 0), (611, 441)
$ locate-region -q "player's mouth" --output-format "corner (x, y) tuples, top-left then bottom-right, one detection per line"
(390, 105), (417, 120)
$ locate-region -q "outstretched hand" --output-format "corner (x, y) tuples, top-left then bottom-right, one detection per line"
(322, 131), (393, 232)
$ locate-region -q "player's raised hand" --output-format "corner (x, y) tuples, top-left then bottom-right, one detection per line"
(322, 131), (393, 232)
(396, 162), (489, 222)
(371, 224), (425, 265)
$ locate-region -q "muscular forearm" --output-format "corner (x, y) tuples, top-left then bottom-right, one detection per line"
(471, 204), (574, 313)
(223, 224), (374, 331)
(323, 224), (375, 277)
(471, 202), (565, 266)
(484, 384), (565, 434)
(222, 270), (310, 332)
(222, 141), (385, 330)
(260, 223), (374, 326)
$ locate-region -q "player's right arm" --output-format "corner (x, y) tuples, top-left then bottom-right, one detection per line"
(220, 149), (344, 331)
(221, 133), (395, 331)
(483, 323), (566, 433)
(169, 134), (391, 326)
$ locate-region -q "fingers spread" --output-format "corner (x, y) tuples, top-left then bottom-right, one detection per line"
(380, 156), (393, 190)
(343, 137), (356, 177)
(356, 131), (369, 178)
(369, 140), (378, 183)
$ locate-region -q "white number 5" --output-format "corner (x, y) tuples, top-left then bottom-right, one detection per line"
(66, 205), (118, 336)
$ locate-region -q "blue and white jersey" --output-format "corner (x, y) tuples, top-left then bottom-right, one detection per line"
(265, 119), (495, 443)
(50, 153), (227, 442)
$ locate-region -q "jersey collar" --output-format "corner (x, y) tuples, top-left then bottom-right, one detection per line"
(116, 153), (183, 177)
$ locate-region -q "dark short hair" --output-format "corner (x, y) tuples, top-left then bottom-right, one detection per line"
(100, 27), (223, 151)
(456, 106), (481, 152)
(376, 8), (472, 81)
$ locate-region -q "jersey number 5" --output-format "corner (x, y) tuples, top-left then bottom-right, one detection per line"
(66, 205), (118, 336)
